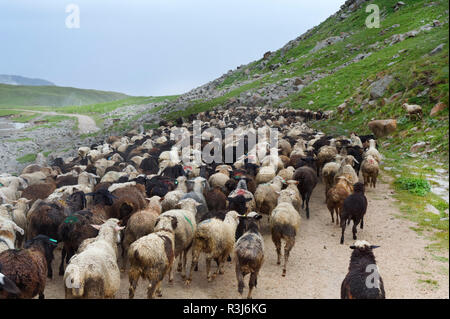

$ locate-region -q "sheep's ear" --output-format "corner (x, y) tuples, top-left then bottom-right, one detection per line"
(245, 197), (253, 202)
(227, 197), (235, 203)
(115, 226), (126, 231)
(254, 214), (263, 220)
(194, 202), (202, 207)
(275, 191), (281, 195)
(349, 245), (356, 249)
(370, 245), (380, 249)
(91, 224), (101, 230)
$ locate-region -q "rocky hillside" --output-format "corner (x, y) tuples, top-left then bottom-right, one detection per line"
(142, 0), (448, 164)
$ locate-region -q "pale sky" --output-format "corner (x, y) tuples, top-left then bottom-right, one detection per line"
(0, 0), (344, 96)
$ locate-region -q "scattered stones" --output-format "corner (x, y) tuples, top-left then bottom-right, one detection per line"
(410, 141), (428, 153)
(426, 204), (441, 215)
(430, 43), (446, 55)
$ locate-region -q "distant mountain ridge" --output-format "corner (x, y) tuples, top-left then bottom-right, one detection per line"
(0, 74), (55, 86)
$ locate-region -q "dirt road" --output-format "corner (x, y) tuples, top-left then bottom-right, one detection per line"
(3, 109), (100, 134)
(43, 173), (448, 299)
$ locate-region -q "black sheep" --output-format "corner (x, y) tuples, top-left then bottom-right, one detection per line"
(340, 182), (368, 244)
(341, 241), (385, 299)
(293, 164), (317, 219)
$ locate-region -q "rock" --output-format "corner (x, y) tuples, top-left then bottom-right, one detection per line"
(393, 1), (405, 11)
(430, 102), (447, 116)
(432, 19), (442, 27)
(368, 119), (397, 137)
(410, 141), (427, 153)
(308, 100), (314, 105)
(337, 102), (347, 113)
(430, 43), (445, 56)
(294, 78), (303, 86)
(369, 75), (394, 99)
(263, 51), (272, 60)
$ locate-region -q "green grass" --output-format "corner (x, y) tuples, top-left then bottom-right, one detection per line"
(0, 109), (22, 117)
(0, 83), (130, 107)
(394, 177), (431, 196)
(16, 153), (37, 164)
(6, 137), (32, 142)
(11, 113), (40, 123)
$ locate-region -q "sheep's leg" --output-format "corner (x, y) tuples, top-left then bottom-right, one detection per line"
(301, 193), (305, 209)
(155, 281), (163, 297)
(181, 249), (188, 279)
(235, 261), (244, 295)
(305, 193), (311, 219)
(360, 217), (364, 229)
(206, 258), (213, 282)
(272, 231), (282, 265)
(352, 222), (358, 240)
(247, 271), (258, 299)
(329, 208), (334, 223)
(340, 218), (347, 244)
(39, 292), (45, 299)
(282, 237), (295, 277)
(373, 175), (377, 188)
(47, 260), (53, 279)
(168, 258), (175, 283)
(185, 244), (200, 285)
(177, 253), (183, 272)
(147, 279), (158, 299)
(59, 247), (67, 276)
(336, 207), (341, 225)
(128, 270), (139, 299)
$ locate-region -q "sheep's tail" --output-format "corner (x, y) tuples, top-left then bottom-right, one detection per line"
(65, 265), (84, 297)
(271, 222), (297, 238)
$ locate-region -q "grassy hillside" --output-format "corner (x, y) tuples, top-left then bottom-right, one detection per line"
(0, 83), (130, 107)
(159, 0), (449, 249)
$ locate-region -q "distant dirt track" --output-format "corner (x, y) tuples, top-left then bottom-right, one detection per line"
(3, 109), (100, 134)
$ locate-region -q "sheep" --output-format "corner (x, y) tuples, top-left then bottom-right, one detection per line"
(208, 165), (232, 192)
(161, 176), (188, 212)
(340, 183), (368, 244)
(0, 178), (22, 203)
(57, 210), (104, 276)
(402, 103), (423, 120)
(341, 240), (385, 299)
(316, 139), (337, 176)
(0, 235), (58, 299)
(254, 176), (285, 216)
(350, 132), (363, 148)
(21, 177), (57, 205)
(285, 180), (301, 212)
(334, 164), (359, 186)
(255, 165), (276, 185)
(322, 161), (340, 199)
(185, 210), (241, 285)
(19, 171), (47, 186)
(158, 198), (201, 281)
(205, 186), (227, 212)
(293, 164), (317, 219)
(0, 263), (21, 295)
(63, 219), (124, 299)
(0, 216), (24, 254)
(361, 154), (379, 188)
(326, 176), (354, 225)
(121, 196), (163, 270)
(277, 166), (295, 181)
(270, 189), (301, 277)
(181, 177), (209, 223)
(127, 214), (176, 299)
(364, 139), (382, 164)
(234, 212), (264, 299)
(10, 198), (31, 247)
(228, 179), (256, 213)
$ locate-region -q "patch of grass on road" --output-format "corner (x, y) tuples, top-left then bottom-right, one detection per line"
(17, 153), (37, 164)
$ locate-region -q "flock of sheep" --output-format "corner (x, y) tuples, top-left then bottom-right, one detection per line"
(0, 106), (385, 299)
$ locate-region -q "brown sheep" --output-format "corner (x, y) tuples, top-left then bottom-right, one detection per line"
(0, 235), (58, 299)
(326, 177), (354, 225)
(21, 177), (57, 205)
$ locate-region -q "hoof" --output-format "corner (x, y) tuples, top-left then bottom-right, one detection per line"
(184, 280), (191, 286)
(282, 270), (286, 277)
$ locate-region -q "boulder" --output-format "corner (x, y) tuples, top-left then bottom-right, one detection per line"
(430, 43), (445, 56)
(369, 75), (394, 99)
(368, 119), (397, 137)
(430, 102), (447, 117)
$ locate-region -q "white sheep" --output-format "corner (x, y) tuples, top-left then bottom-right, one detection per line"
(127, 214), (176, 299)
(270, 189), (301, 277)
(364, 139), (382, 164)
(0, 215), (24, 254)
(402, 103), (423, 120)
(161, 176), (188, 212)
(63, 218), (124, 299)
(185, 210), (242, 285)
